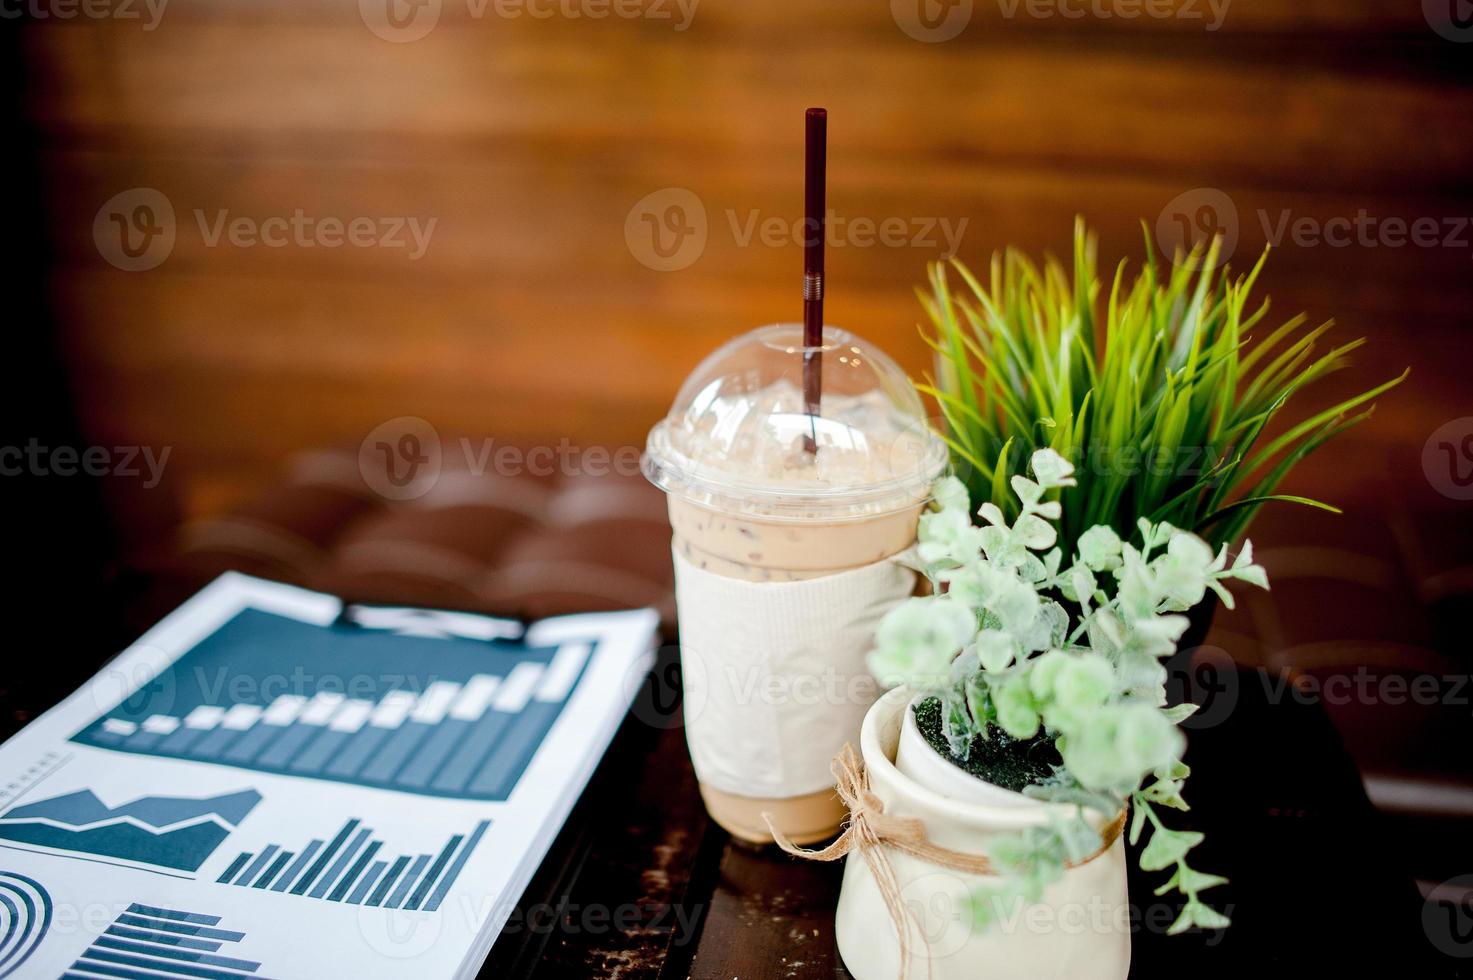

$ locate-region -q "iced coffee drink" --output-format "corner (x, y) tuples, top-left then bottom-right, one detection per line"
(643, 324), (946, 844)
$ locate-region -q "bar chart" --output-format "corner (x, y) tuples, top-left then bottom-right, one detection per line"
(70, 608), (595, 801)
(64, 903), (274, 980)
(216, 817), (489, 912)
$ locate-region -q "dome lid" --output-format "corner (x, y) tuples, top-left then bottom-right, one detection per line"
(642, 324), (948, 521)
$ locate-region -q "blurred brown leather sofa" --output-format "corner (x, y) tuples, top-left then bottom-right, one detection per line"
(160, 445), (675, 631)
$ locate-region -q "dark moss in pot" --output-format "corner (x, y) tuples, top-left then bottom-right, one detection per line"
(913, 696), (1061, 794)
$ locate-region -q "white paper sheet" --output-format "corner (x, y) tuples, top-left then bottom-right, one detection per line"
(0, 573), (657, 979)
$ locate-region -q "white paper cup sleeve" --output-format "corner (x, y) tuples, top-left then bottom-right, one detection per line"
(671, 546), (918, 799)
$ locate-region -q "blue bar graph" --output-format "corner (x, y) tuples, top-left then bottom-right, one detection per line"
(270, 840), (322, 893)
(219, 818), (490, 908)
(70, 608), (600, 801)
(346, 860), (388, 905)
(290, 819), (358, 896)
(424, 818), (490, 912)
(234, 845), (278, 887)
(69, 903), (274, 980)
(404, 833), (463, 910)
(215, 853), (250, 884)
(309, 828), (370, 899)
(329, 842), (382, 902)
(366, 855), (411, 907)
(253, 850), (294, 889)
(386, 855), (430, 908)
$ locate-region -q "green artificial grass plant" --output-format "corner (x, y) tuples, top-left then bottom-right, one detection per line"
(915, 220), (1407, 556)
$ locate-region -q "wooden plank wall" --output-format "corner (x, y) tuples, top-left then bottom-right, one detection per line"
(21, 0), (1473, 519)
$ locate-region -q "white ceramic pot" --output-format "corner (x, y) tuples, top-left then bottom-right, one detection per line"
(894, 695), (1036, 808)
(834, 687), (1131, 980)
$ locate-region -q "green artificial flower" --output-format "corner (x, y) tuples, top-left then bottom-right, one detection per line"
(1059, 563), (1098, 608)
(1121, 614), (1191, 662)
(932, 475), (971, 514)
(993, 673), (1040, 739)
(1016, 600), (1068, 654)
(873, 469), (1271, 935)
(1114, 544), (1158, 621)
(1064, 704), (1183, 791)
(1229, 541), (1269, 590)
(1114, 703), (1183, 774)
(984, 573), (1041, 636)
(941, 561), (1005, 611)
(1029, 448), (1077, 490)
(869, 596), (976, 688)
(918, 507), (987, 567)
(975, 629), (1018, 673)
(1048, 656), (1116, 732)
(1077, 525), (1123, 572)
(1153, 531), (1217, 611)
(1027, 649), (1070, 702)
(1140, 827), (1204, 872)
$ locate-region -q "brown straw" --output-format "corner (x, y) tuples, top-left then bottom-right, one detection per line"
(764, 744), (1128, 980)
(802, 107), (827, 454)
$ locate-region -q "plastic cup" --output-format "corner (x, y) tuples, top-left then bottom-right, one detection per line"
(643, 324), (947, 843)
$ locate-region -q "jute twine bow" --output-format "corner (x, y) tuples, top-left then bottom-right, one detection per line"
(762, 744), (1127, 980)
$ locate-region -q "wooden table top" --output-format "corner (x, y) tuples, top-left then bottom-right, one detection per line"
(0, 624), (1459, 978)
(483, 653), (1462, 979)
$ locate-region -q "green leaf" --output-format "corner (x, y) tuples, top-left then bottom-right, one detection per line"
(1218, 407), (1374, 543)
(964, 672), (992, 730)
(991, 439), (1016, 516)
(976, 630), (1018, 673)
(993, 674), (1040, 739)
(1177, 867), (1229, 894)
(1189, 901), (1232, 930)
(1143, 780), (1189, 811)
(1168, 900), (1232, 934)
(1196, 494), (1340, 532)
(1139, 827), (1204, 871)
(1238, 369), (1408, 480)
(1162, 703), (1199, 724)
(1129, 802), (1148, 845)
